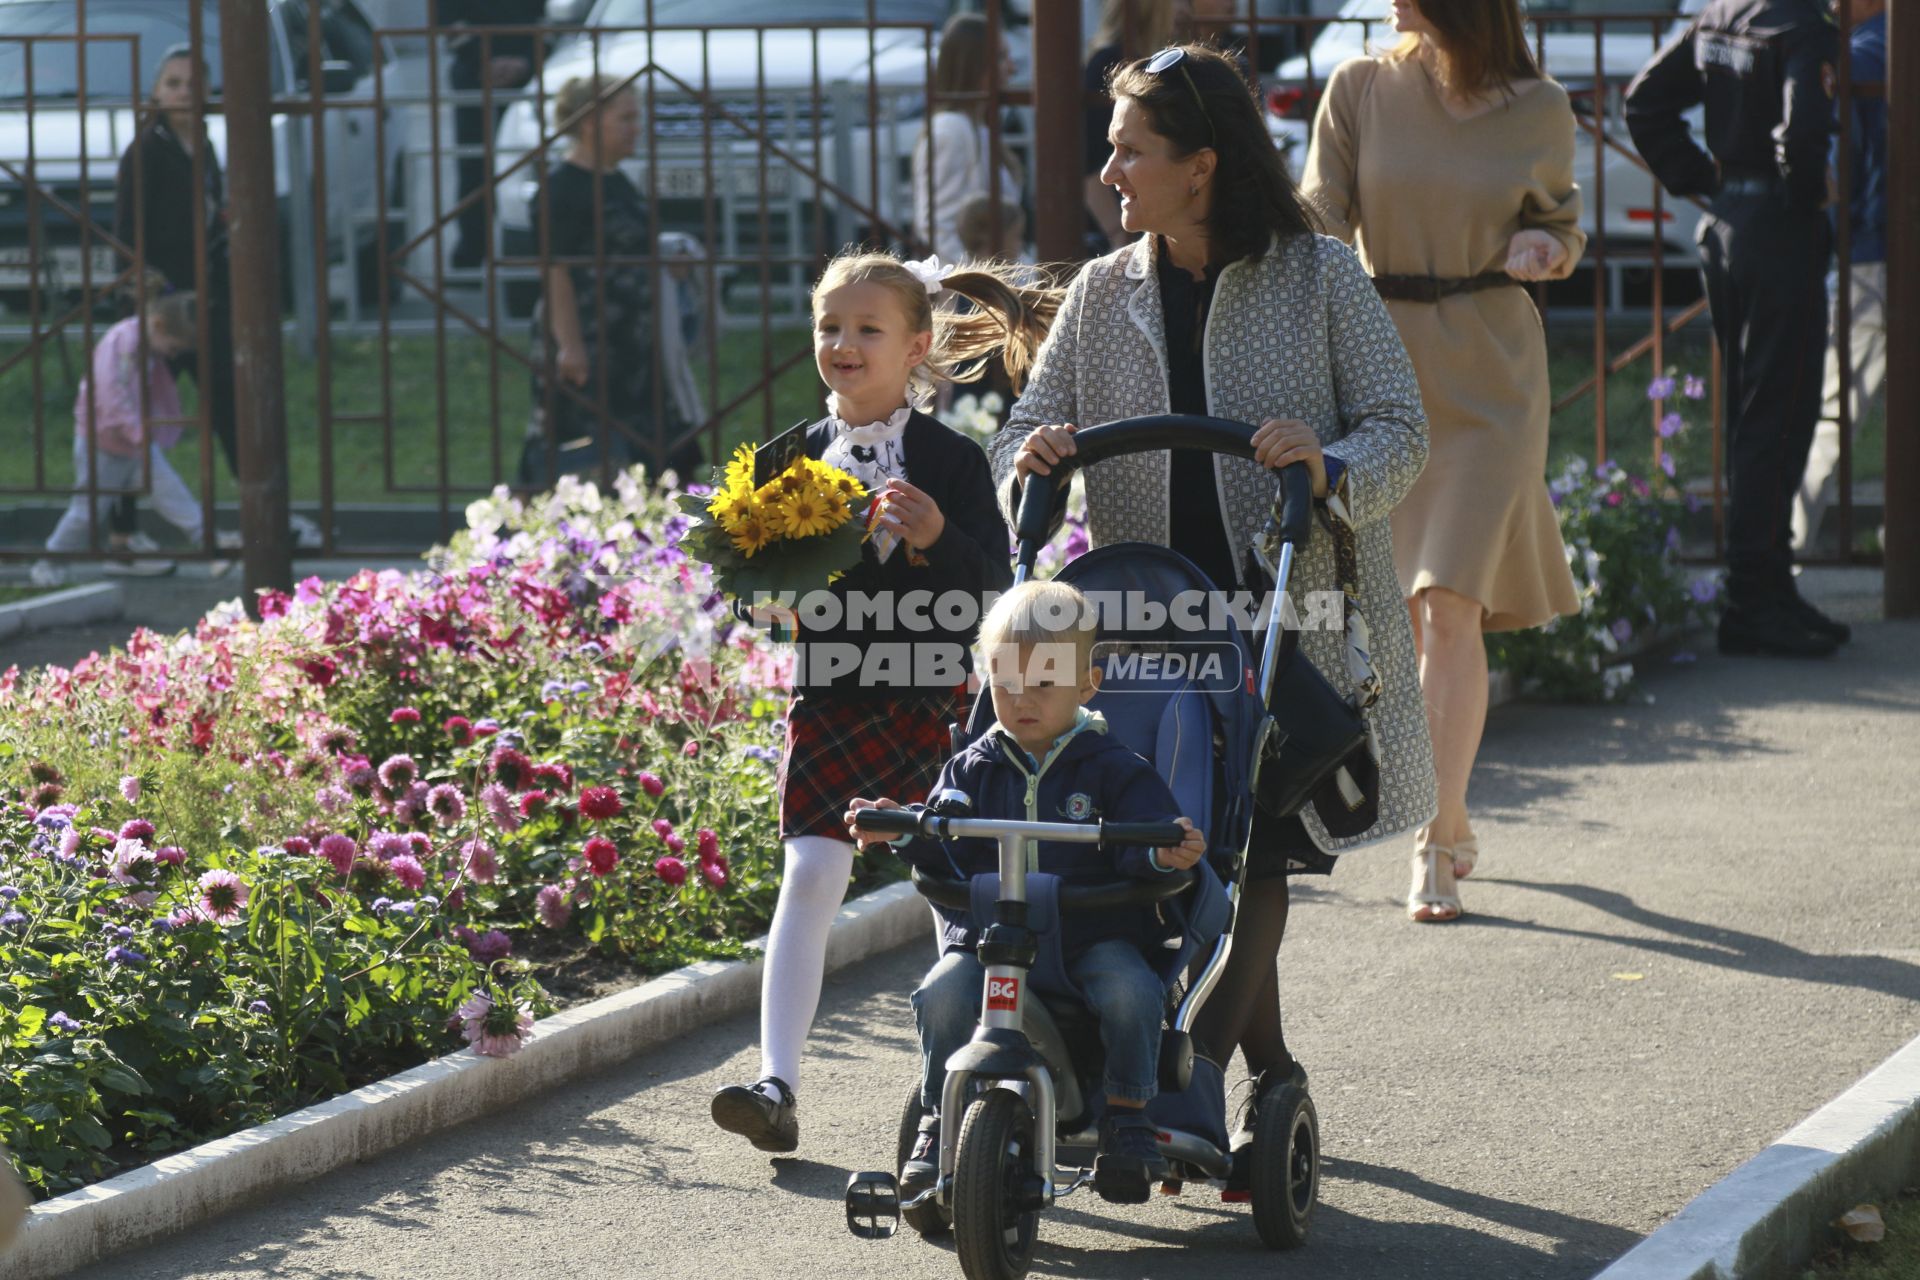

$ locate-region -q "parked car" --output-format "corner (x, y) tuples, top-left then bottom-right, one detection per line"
(0, 0), (391, 314)
(1264, 0), (1707, 256)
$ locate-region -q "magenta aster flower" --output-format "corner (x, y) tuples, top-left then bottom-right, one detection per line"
(583, 836), (620, 877)
(651, 817), (676, 841)
(696, 828), (720, 861)
(426, 784), (468, 825)
(636, 771), (664, 798)
(442, 715), (475, 745)
(518, 790), (552, 819)
(389, 706), (422, 725)
(153, 845), (186, 868)
(282, 836), (312, 858)
(196, 869), (250, 925)
(460, 839), (498, 885)
(698, 854), (729, 890)
(118, 775), (142, 804)
(118, 818), (156, 844)
(367, 830), (411, 861)
(579, 786), (622, 821)
(389, 854), (428, 892)
(481, 783), (521, 832)
(489, 747), (534, 791)
(663, 832), (686, 855)
(532, 762), (574, 793)
(456, 991), (534, 1058)
(317, 833), (358, 876)
(316, 784), (349, 813)
(377, 754), (418, 792)
(682, 740), (700, 759)
(654, 856), (688, 888)
(535, 884), (572, 929)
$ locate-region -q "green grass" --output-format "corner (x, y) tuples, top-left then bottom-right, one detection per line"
(3, 319), (1886, 509)
(1804, 1192), (1920, 1279)
(0, 584), (55, 605)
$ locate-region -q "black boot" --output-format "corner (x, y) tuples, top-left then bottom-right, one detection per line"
(1783, 584), (1852, 644)
(1094, 1109), (1167, 1204)
(1717, 598), (1841, 658)
(710, 1075), (799, 1153)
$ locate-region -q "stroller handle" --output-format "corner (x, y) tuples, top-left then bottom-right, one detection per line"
(910, 866), (1196, 913)
(1014, 414), (1316, 572)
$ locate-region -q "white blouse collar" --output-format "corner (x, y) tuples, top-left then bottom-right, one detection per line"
(826, 399), (912, 443)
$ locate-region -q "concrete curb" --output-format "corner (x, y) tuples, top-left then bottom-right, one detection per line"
(0, 582), (122, 644)
(9, 880), (932, 1280)
(1594, 1030), (1920, 1280)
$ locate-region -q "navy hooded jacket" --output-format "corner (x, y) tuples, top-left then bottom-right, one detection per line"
(895, 713), (1192, 958)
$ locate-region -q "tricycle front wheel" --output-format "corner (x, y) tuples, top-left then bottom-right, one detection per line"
(952, 1089), (1041, 1280)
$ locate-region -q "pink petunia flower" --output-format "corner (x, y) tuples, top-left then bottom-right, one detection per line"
(196, 869), (250, 925)
(389, 854), (427, 892)
(653, 856), (688, 887)
(535, 884), (572, 929)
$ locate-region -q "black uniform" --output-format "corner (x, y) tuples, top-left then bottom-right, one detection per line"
(440, 0), (546, 270)
(1625, 0), (1845, 654)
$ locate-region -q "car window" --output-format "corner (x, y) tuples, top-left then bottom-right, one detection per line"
(595, 0), (950, 24)
(0, 0), (277, 101)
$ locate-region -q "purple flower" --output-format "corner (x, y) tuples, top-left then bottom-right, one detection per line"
(1657, 412), (1684, 439)
(376, 754), (418, 792)
(426, 784), (468, 826)
(0, 910), (26, 930)
(106, 945), (148, 967)
(481, 782), (521, 832)
(1671, 650), (1699, 664)
(0, 886), (18, 900)
(389, 854), (428, 891)
(118, 775), (142, 804)
(1659, 452), (1677, 478)
(371, 896), (394, 916)
(1665, 526), (1683, 555)
(315, 784), (350, 814)
(48, 1010), (82, 1033)
(1610, 618), (1634, 644)
(455, 925), (513, 962)
(1689, 577), (1721, 605)
(247, 1000), (272, 1015)
(1683, 374), (1707, 400)
(535, 884), (572, 929)
(1646, 375), (1676, 400)
(368, 830), (412, 861)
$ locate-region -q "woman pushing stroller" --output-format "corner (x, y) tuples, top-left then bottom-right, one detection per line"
(848, 581), (1208, 1206)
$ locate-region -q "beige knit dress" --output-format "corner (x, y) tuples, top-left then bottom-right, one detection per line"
(1304, 55), (1583, 632)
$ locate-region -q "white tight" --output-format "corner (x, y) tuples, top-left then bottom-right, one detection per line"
(758, 835), (855, 1090)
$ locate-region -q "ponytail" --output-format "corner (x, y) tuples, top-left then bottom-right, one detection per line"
(930, 262), (1061, 394)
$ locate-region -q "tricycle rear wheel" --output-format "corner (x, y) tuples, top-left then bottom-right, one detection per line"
(895, 1082), (951, 1238)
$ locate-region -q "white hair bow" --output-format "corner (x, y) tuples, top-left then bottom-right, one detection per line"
(901, 254), (957, 297)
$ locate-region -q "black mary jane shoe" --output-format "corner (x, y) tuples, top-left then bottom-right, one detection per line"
(710, 1075), (799, 1153)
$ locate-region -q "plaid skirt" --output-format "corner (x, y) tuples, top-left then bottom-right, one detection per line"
(778, 691), (965, 841)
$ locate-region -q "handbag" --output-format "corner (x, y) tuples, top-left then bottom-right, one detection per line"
(1250, 487), (1383, 836)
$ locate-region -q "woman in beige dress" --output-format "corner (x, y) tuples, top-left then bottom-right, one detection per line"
(1303, 0), (1584, 922)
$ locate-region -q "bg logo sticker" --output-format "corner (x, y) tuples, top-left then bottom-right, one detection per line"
(987, 976), (1020, 1011)
(1062, 793), (1095, 821)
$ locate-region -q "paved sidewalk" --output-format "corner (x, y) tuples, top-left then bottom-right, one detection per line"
(41, 568), (1920, 1280)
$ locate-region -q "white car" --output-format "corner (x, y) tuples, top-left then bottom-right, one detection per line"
(1265, 0), (1707, 255)
(491, 0), (964, 323)
(0, 0), (394, 311)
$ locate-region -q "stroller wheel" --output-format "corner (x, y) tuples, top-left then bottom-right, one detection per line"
(895, 1082), (951, 1239)
(952, 1090), (1041, 1280)
(1249, 1080), (1318, 1249)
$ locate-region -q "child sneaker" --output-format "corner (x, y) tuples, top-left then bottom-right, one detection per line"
(899, 1114), (940, 1201)
(1094, 1110), (1166, 1204)
(710, 1075), (798, 1153)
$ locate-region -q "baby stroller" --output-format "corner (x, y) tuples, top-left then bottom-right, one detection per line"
(844, 416), (1345, 1280)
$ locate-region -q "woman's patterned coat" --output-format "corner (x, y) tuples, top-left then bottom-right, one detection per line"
(989, 232), (1438, 854)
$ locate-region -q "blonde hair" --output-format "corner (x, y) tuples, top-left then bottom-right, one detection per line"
(130, 268), (196, 345)
(552, 73), (634, 137)
(1092, 0), (1176, 57)
(955, 197), (1025, 261)
(812, 250), (1062, 404)
(977, 581), (1099, 681)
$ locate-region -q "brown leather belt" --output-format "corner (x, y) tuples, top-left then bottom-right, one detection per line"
(1371, 271), (1520, 303)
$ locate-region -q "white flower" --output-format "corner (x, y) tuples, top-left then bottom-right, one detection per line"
(1602, 663), (1634, 699)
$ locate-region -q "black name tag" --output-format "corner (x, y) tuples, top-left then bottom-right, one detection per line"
(753, 419), (811, 488)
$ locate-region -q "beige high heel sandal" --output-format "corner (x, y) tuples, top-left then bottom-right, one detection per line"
(1452, 828), (1479, 881)
(1407, 831), (1462, 923)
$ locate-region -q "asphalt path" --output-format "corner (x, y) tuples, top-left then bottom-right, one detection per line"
(60, 569), (1920, 1280)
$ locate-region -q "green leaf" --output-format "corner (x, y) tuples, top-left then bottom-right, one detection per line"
(97, 1065), (150, 1096)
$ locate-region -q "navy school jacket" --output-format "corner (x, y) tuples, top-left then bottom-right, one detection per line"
(895, 713), (1194, 959)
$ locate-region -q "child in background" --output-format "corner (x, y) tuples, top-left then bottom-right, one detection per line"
(848, 580), (1208, 1204)
(707, 250), (1061, 1156)
(954, 196), (1027, 266)
(31, 275), (205, 587)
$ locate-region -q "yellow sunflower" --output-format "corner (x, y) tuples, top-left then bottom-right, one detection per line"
(729, 509), (775, 557)
(722, 444), (755, 493)
(777, 489), (835, 538)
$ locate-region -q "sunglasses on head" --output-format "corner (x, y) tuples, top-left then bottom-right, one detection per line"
(1145, 47), (1217, 149)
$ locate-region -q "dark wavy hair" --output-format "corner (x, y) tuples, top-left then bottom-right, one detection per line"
(1106, 43), (1316, 264)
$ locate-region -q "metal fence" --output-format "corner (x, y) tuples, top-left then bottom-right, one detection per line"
(0, 0), (1890, 580)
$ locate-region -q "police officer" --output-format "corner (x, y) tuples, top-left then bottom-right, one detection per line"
(1626, 0), (1848, 657)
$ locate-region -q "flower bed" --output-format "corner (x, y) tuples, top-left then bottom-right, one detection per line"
(0, 472), (822, 1201)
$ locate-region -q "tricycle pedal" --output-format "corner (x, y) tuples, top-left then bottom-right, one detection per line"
(845, 1171), (901, 1239)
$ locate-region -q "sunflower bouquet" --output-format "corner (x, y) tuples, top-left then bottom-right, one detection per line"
(676, 444), (872, 603)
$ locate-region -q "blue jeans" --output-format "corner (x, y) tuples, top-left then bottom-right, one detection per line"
(911, 938), (1165, 1111)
